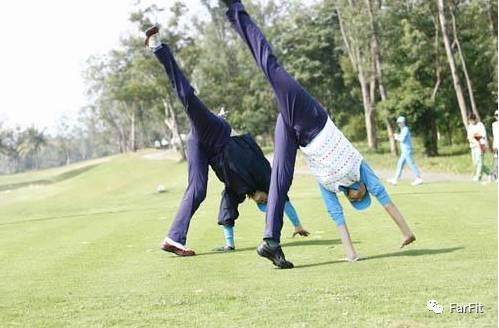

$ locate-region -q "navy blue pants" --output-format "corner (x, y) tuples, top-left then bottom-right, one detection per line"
(154, 44), (231, 244)
(227, 2), (328, 242)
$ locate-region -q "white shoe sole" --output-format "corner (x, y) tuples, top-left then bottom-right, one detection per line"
(162, 237), (189, 251)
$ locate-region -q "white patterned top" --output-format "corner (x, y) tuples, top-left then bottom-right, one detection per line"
(300, 118), (363, 192)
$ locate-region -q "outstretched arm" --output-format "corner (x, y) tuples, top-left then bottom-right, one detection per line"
(257, 200), (310, 237)
(217, 189), (244, 250)
(318, 184), (359, 261)
(284, 201), (309, 237)
(360, 161), (415, 247)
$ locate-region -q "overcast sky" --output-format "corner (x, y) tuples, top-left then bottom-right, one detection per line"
(0, 0), (212, 133)
(0, 0), (318, 133)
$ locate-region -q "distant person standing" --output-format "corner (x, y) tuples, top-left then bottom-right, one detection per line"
(467, 113), (488, 182)
(388, 116), (423, 186)
(491, 110), (498, 181)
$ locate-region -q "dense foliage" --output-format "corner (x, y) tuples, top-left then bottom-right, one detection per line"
(1, 0), (497, 173)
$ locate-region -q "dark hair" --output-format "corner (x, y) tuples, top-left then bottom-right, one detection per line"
(468, 113), (477, 121)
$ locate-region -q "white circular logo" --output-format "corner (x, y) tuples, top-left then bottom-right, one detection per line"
(427, 300), (444, 314)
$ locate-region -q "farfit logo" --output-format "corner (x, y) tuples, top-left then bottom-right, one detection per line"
(449, 303), (484, 313)
(427, 300), (444, 314)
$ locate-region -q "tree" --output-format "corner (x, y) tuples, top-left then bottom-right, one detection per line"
(336, 0), (378, 150)
(17, 127), (47, 170)
(366, 0), (398, 155)
(437, 0), (469, 129)
(376, 0), (440, 155)
(54, 117), (73, 165)
(449, 0), (479, 120)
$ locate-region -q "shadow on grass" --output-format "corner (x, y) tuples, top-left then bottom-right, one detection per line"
(282, 239), (342, 247)
(293, 246), (464, 269)
(193, 239), (343, 257)
(0, 164), (101, 192)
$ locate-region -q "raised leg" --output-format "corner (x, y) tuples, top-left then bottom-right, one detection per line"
(225, 1), (327, 146)
(153, 44), (231, 152)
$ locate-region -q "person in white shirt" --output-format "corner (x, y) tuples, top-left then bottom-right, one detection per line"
(467, 113), (488, 181)
(224, 0), (416, 268)
(491, 110), (498, 181)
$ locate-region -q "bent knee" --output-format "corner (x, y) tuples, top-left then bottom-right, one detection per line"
(191, 184), (207, 203)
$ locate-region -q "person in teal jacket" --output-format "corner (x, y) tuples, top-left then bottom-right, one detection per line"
(388, 116), (423, 186)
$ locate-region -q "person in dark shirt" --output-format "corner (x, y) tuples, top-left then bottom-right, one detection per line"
(144, 27), (309, 256)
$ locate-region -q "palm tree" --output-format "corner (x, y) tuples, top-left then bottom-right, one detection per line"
(0, 123), (9, 155)
(17, 127), (47, 170)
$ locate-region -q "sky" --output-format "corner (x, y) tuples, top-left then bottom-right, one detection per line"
(0, 0), (211, 133)
(0, 0), (318, 134)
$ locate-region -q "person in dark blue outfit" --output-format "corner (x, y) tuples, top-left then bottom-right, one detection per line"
(222, 0), (415, 269)
(144, 27), (309, 256)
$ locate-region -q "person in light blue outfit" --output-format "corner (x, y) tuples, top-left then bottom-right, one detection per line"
(319, 162), (392, 227)
(317, 161), (413, 261)
(388, 116), (423, 186)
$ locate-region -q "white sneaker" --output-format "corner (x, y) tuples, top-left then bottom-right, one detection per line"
(387, 178), (398, 185)
(411, 178), (423, 186)
(342, 255), (365, 262)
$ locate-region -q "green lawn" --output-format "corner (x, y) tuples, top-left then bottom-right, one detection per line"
(0, 152), (496, 327)
(353, 142), (491, 176)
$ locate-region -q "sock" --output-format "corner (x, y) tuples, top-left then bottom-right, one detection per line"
(148, 34), (161, 50)
(223, 225), (235, 247)
(264, 238), (280, 248)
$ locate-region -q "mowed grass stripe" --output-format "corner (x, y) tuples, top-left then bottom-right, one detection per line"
(0, 154), (496, 327)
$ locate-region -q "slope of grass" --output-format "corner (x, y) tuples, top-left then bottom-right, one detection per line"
(0, 156), (114, 191)
(0, 153), (496, 327)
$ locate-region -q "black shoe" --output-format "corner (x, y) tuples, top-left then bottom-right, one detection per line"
(257, 240), (294, 269)
(144, 25), (159, 46)
(212, 245), (235, 252)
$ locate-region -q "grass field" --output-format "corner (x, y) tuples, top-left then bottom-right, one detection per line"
(0, 152), (497, 327)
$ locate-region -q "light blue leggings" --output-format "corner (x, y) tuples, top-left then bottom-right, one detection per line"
(395, 151), (420, 179)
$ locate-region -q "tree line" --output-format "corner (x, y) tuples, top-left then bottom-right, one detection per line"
(1, 0), (497, 173)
